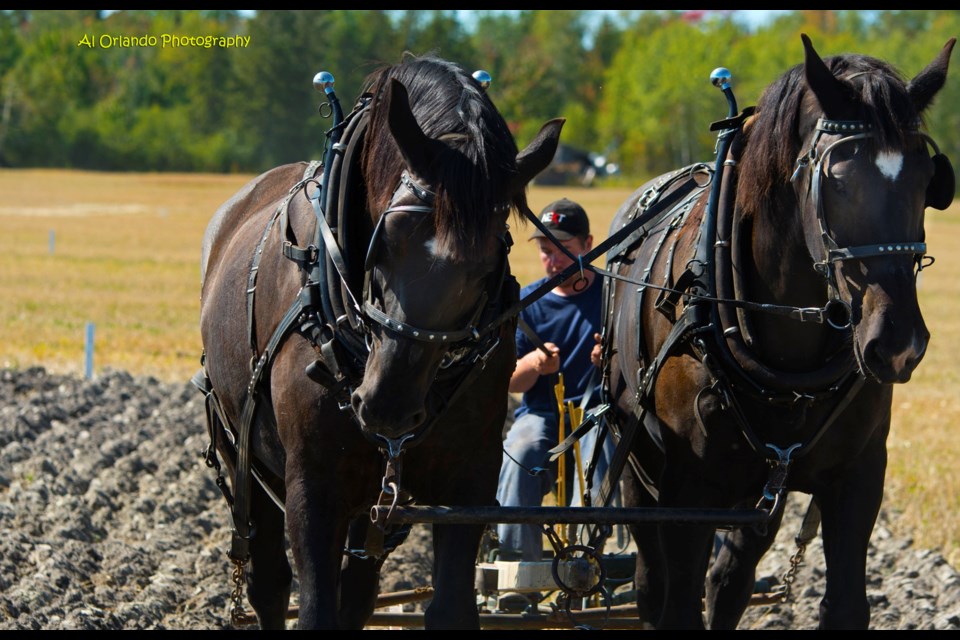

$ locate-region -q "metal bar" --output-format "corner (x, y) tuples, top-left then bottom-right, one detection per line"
(371, 505), (769, 526)
(238, 590), (782, 627)
(376, 587), (435, 609)
(365, 605), (650, 630)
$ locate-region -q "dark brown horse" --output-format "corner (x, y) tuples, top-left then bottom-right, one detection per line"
(601, 35), (955, 629)
(196, 55), (562, 629)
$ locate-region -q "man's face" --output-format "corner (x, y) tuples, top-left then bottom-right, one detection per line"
(536, 235), (592, 283)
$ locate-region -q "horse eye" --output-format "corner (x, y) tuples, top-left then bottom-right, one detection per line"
(832, 142), (860, 162)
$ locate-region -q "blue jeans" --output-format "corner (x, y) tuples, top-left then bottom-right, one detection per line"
(496, 410), (619, 561)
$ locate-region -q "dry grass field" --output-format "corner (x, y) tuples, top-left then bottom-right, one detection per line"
(1, 168), (957, 567)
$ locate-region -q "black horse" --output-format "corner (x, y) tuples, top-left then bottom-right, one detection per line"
(601, 34), (955, 629)
(196, 55), (562, 629)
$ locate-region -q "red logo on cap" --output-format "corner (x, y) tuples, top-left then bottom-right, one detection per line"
(543, 212), (565, 225)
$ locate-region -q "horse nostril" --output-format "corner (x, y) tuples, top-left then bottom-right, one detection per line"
(862, 339), (888, 370)
(863, 340), (880, 360)
(860, 335), (926, 384)
(350, 392), (364, 419)
(409, 409), (427, 430)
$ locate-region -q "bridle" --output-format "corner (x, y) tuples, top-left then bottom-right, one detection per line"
(355, 167), (515, 453)
(791, 117), (940, 328)
(361, 170), (507, 351)
(360, 169), (513, 361)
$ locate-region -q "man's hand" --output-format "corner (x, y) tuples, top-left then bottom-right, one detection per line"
(509, 342), (560, 393)
(529, 342), (560, 375)
(590, 332), (602, 368)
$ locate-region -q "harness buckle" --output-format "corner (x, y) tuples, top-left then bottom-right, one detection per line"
(473, 336), (502, 368)
(792, 307), (825, 324)
(790, 155), (810, 182)
(636, 188), (658, 214)
(761, 442), (802, 502)
(823, 298), (853, 330)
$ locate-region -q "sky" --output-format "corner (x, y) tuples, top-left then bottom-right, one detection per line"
(722, 10), (792, 29)
(583, 9), (789, 28)
(229, 10), (792, 31)
(454, 10), (793, 32)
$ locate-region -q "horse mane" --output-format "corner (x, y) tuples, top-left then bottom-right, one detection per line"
(361, 53), (524, 258)
(737, 52), (919, 218)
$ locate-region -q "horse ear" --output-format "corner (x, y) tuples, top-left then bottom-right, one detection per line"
(513, 118), (565, 191)
(802, 33), (858, 119)
(907, 38), (956, 113)
(385, 78), (446, 176)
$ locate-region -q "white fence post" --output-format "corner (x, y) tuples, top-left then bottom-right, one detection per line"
(84, 322), (95, 380)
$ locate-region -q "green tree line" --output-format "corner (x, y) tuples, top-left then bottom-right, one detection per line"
(1, 10), (958, 183)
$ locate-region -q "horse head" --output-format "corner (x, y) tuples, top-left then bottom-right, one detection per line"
(350, 60), (562, 442)
(749, 35), (955, 384)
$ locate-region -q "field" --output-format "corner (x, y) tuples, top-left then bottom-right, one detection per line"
(1, 168), (957, 568)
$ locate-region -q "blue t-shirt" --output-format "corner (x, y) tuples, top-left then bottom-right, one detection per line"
(514, 275), (603, 420)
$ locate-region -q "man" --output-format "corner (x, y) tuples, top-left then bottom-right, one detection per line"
(495, 197), (616, 562)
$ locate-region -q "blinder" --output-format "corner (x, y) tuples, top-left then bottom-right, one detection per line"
(363, 203), (433, 272)
(927, 150), (955, 211)
(793, 117), (946, 324)
(364, 170), (436, 272)
(800, 119), (948, 267)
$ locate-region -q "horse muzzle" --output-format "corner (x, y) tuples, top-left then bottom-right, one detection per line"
(350, 385), (429, 440)
(853, 287), (929, 384)
(350, 337), (445, 439)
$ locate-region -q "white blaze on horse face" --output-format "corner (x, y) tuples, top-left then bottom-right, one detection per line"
(875, 150), (904, 181)
(424, 237), (457, 264)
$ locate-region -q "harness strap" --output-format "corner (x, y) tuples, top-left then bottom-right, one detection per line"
(277, 163), (323, 265)
(796, 495), (822, 546)
(708, 106), (756, 132)
(230, 288), (312, 562)
(547, 399), (610, 461)
(517, 316), (556, 359)
(594, 309), (704, 509)
(793, 374), (866, 459)
(606, 166), (709, 262)
(247, 209), (281, 358)
(250, 161), (323, 359)
(191, 364), (237, 508)
(320, 98), (371, 331)
(363, 301), (481, 343)
(825, 240), (927, 263)
(307, 189), (359, 315)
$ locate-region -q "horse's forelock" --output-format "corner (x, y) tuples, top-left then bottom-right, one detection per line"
(737, 52), (918, 218)
(364, 55), (519, 258)
(828, 54), (915, 149)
